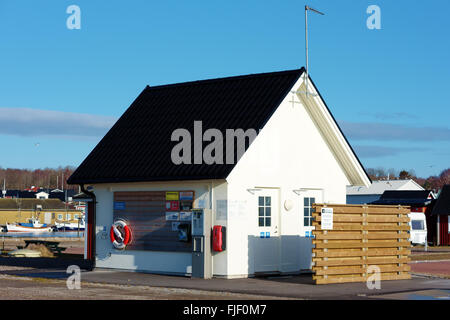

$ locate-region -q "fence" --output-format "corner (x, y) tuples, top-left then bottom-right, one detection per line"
(311, 204), (411, 285)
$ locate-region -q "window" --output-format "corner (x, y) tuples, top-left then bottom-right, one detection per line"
(258, 196), (271, 227)
(66, 214), (71, 220)
(73, 214), (79, 220)
(57, 214), (63, 220)
(303, 197), (315, 227)
(411, 220), (424, 230)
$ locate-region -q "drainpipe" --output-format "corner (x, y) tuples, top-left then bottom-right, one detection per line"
(80, 184), (96, 268)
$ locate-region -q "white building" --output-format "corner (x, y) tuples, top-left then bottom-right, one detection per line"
(347, 179), (424, 205)
(35, 191), (49, 199)
(68, 68), (370, 278)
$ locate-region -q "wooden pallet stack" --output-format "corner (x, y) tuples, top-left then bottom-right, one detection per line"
(311, 204), (412, 285)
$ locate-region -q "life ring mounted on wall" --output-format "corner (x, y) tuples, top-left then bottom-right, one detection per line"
(110, 219), (132, 250)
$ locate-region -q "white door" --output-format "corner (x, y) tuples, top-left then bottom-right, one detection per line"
(253, 189), (280, 273)
(299, 189), (323, 270)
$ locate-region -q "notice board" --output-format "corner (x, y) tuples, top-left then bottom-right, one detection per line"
(113, 191), (194, 252)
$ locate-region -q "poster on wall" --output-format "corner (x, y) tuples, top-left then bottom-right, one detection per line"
(179, 191), (194, 200)
(165, 212), (179, 221)
(179, 211), (192, 221)
(321, 208), (333, 230)
(166, 201), (180, 211)
(166, 192), (179, 200)
(114, 201), (126, 210)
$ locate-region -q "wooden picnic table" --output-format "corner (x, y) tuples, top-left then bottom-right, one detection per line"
(21, 240), (66, 254)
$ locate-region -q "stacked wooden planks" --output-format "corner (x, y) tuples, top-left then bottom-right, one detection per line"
(312, 204), (411, 285)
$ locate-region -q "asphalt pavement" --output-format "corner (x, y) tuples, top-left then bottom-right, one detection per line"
(1, 265), (449, 300)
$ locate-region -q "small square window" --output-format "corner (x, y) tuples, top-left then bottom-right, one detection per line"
(259, 218), (264, 227)
(265, 207), (271, 216)
(304, 217), (310, 227)
(259, 197), (264, 206)
(304, 198), (309, 206)
(265, 197), (271, 206)
(259, 207), (264, 216)
(311, 198), (315, 205)
(265, 218), (271, 226)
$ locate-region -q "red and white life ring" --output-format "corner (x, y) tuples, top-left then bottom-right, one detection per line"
(110, 220), (132, 250)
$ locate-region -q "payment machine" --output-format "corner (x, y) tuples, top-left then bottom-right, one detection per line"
(191, 208), (212, 279)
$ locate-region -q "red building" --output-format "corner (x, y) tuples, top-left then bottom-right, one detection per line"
(431, 185), (450, 246)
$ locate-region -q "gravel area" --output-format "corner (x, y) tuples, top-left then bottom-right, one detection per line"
(0, 273), (291, 300)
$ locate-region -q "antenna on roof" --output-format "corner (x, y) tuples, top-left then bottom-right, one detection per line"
(305, 5), (324, 97)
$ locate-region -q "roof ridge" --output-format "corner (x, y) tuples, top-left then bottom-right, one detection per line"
(145, 68), (305, 91)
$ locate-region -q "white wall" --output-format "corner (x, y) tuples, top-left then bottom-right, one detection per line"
(211, 181), (228, 276)
(225, 77), (350, 277)
(92, 180), (227, 275)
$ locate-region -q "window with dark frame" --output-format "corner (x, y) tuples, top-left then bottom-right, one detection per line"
(258, 196), (271, 227)
(303, 197), (315, 227)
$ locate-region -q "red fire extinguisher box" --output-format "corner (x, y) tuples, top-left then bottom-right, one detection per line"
(212, 225), (226, 252)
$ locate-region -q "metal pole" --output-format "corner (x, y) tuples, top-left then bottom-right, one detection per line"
(304, 6), (324, 97)
(305, 5), (309, 97)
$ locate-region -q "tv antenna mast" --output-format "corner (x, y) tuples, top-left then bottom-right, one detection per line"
(305, 5), (324, 97)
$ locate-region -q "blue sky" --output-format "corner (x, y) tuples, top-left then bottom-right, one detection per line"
(0, 0), (449, 178)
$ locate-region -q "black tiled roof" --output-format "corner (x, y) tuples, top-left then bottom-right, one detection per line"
(379, 190), (433, 200)
(371, 190), (434, 206)
(68, 69), (305, 184)
(431, 185), (450, 215)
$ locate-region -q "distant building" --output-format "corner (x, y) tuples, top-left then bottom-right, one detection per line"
(49, 189), (77, 202)
(346, 179), (424, 204)
(3, 190), (37, 199)
(0, 198), (82, 226)
(430, 185), (450, 246)
(371, 190), (436, 245)
(35, 191), (49, 199)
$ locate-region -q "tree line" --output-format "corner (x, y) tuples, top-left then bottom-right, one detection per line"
(0, 166), (77, 190)
(0, 166), (449, 192)
(366, 167), (450, 191)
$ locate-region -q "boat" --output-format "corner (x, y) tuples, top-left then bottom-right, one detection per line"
(6, 218), (53, 233)
(55, 218), (85, 231)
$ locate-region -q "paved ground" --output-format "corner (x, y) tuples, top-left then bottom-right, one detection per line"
(0, 265), (449, 300)
(0, 242), (449, 300)
(369, 289), (450, 300)
(0, 266), (287, 300)
(409, 260), (450, 278)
